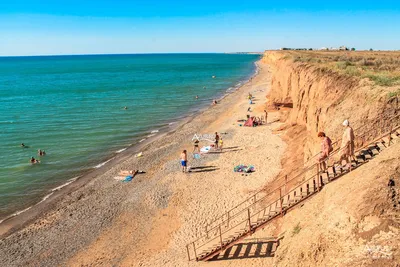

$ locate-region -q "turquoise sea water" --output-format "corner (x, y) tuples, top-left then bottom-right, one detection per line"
(0, 53), (259, 219)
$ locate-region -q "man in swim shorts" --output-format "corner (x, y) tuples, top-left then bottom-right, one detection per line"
(180, 150), (188, 172)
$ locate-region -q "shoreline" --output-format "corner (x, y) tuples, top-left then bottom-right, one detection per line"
(0, 60), (260, 238)
(0, 57), (286, 267)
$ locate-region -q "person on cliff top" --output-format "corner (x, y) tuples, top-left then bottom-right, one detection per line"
(316, 132), (333, 172)
(339, 119), (355, 169)
(180, 150), (188, 173)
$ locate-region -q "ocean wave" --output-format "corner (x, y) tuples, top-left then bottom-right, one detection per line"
(51, 176), (79, 192)
(150, 130), (159, 134)
(37, 192), (54, 204)
(116, 148), (127, 153)
(0, 206), (33, 224)
(94, 158), (113, 169)
(147, 134), (156, 138)
(139, 139), (146, 143)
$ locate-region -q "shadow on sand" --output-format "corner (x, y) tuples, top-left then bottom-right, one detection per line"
(209, 238), (279, 261)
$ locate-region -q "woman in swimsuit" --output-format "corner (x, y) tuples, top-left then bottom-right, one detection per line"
(193, 139), (200, 153)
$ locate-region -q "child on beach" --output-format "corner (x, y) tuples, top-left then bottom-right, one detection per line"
(180, 150), (188, 172)
(219, 138), (223, 151)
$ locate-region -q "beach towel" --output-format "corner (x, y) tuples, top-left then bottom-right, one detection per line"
(123, 175), (134, 182)
(193, 153), (201, 159)
(243, 117), (255, 127)
(234, 164), (255, 173)
(200, 146), (211, 153)
(135, 152), (143, 158)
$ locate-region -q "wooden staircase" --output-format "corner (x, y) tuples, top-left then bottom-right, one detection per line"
(186, 114), (400, 262)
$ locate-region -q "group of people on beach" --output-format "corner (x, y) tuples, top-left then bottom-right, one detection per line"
(180, 132), (223, 172)
(316, 119), (356, 171)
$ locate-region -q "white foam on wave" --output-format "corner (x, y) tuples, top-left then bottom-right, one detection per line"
(37, 192), (54, 204)
(150, 130), (159, 134)
(116, 148), (127, 153)
(94, 158), (113, 169)
(51, 177), (79, 192)
(147, 134), (156, 138)
(139, 138), (146, 143)
(0, 206), (33, 224)
(168, 122), (176, 125)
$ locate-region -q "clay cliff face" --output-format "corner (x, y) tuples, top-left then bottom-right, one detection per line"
(262, 51), (400, 267)
(263, 51), (399, 161)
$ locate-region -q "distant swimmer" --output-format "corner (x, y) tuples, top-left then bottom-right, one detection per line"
(21, 143), (29, 148)
(38, 149), (46, 156)
(203, 86), (206, 89)
(212, 75), (216, 78)
(195, 95), (199, 99)
(124, 106), (128, 110)
(30, 157), (40, 164)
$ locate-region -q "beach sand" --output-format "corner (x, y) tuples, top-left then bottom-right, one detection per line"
(0, 60), (286, 267)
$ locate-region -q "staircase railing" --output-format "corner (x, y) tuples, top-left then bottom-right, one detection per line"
(186, 112), (399, 261)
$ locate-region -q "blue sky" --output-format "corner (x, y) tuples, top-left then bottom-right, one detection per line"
(0, 0), (399, 56)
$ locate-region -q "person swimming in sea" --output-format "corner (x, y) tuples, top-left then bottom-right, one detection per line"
(30, 157), (40, 164)
(21, 143), (29, 148)
(195, 95), (199, 99)
(38, 149), (46, 156)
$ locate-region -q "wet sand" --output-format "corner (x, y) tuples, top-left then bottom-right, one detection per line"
(0, 60), (286, 267)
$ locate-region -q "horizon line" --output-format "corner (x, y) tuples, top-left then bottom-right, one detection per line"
(0, 51), (265, 58)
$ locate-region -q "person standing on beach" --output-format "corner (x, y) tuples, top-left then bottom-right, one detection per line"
(219, 138), (223, 151)
(193, 139), (200, 153)
(215, 132), (220, 149)
(264, 110), (268, 124)
(180, 150), (188, 173)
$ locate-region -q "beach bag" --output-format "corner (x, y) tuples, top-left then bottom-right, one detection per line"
(326, 137), (333, 153)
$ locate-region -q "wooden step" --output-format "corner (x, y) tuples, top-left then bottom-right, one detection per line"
(355, 154), (365, 163)
(376, 142), (386, 151)
(382, 136), (391, 146)
(320, 172), (329, 184)
(360, 149), (372, 159)
(369, 147), (379, 156)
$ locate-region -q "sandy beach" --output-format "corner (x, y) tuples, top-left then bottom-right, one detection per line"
(0, 59), (286, 267)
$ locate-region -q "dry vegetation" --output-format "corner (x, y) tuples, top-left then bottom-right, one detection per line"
(284, 51), (400, 90)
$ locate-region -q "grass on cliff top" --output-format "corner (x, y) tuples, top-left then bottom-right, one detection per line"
(287, 51), (400, 86)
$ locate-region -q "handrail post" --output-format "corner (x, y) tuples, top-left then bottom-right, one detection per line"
(186, 244), (191, 261)
(247, 209), (252, 233)
(193, 242), (198, 261)
(389, 125), (393, 146)
(219, 226), (223, 250)
(227, 211), (230, 228)
(316, 164), (320, 191)
(285, 175), (288, 194)
(279, 188), (283, 215)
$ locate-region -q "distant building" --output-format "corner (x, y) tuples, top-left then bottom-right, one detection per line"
(339, 46), (349, 51)
(320, 47), (329, 50)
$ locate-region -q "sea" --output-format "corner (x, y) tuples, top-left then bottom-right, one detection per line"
(0, 53), (260, 221)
